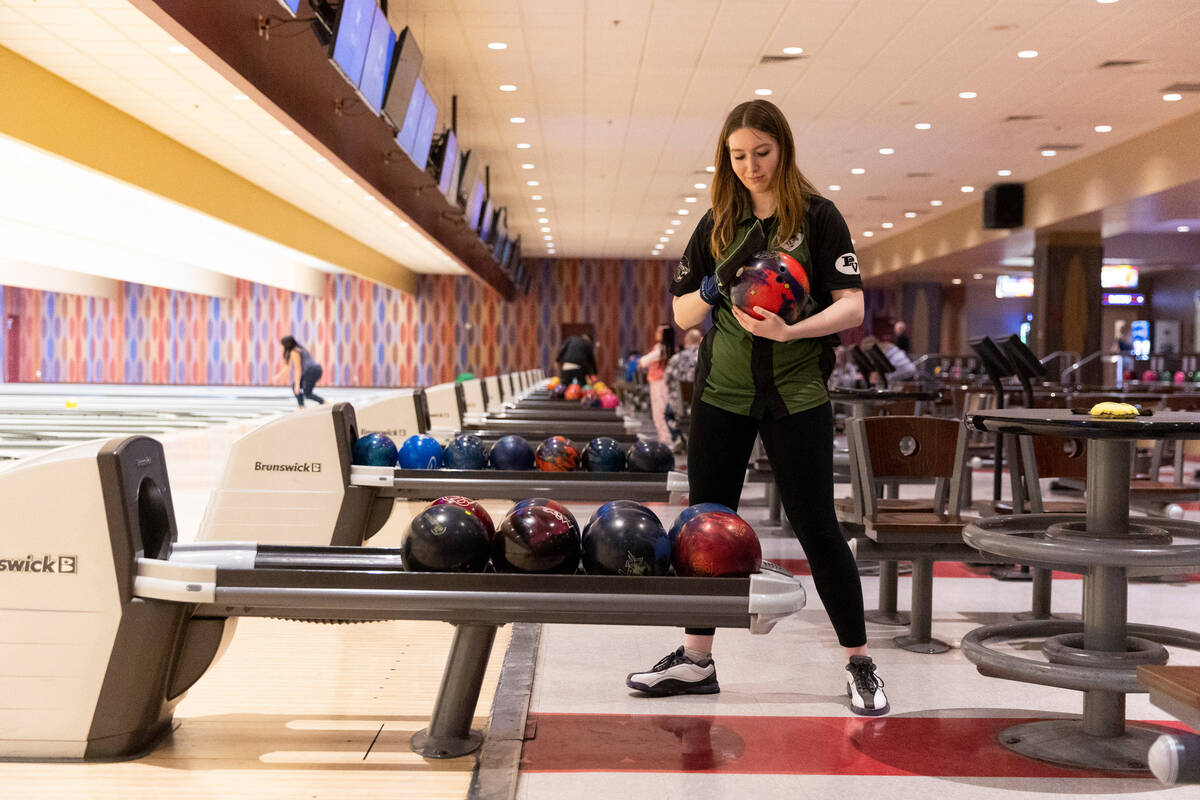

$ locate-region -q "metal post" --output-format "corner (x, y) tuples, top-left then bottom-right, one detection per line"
(865, 560), (909, 626)
(765, 482), (781, 526)
(411, 623), (499, 758)
(894, 558), (949, 653)
(1030, 567), (1052, 619)
(1086, 439), (1130, 537)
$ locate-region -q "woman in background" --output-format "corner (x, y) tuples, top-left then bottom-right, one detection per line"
(275, 335), (325, 407)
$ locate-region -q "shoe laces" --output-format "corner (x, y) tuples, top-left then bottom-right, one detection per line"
(652, 647), (689, 671)
(847, 658), (885, 694)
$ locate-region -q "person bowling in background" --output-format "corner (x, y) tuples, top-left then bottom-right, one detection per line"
(555, 332), (597, 387)
(639, 325), (675, 445)
(275, 335), (325, 407)
(625, 98), (889, 716)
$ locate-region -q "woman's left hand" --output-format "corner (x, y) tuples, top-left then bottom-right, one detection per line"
(731, 305), (793, 342)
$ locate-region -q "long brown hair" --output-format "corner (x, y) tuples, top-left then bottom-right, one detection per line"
(709, 99), (818, 258)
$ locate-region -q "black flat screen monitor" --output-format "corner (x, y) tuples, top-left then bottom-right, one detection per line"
(357, 7), (395, 114)
(479, 199), (495, 242)
(465, 180), (486, 231)
(513, 259), (528, 292)
(395, 77), (425, 159)
(968, 336), (1015, 380)
(412, 91), (438, 170)
(492, 208), (508, 259)
(503, 236), (521, 272)
(1000, 335), (1045, 379)
(382, 26), (422, 129)
(329, 0), (374, 86)
(436, 131), (460, 199)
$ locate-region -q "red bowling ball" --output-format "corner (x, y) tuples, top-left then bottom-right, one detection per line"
(672, 511), (762, 577)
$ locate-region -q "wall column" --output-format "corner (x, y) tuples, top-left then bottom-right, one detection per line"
(1033, 231), (1103, 381)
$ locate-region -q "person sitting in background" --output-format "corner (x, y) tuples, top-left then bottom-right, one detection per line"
(828, 345), (861, 388)
(861, 335), (916, 381)
(664, 328), (703, 452)
(893, 320), (911, 354)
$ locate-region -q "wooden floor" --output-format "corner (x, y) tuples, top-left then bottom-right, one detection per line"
(0, 619), (512, 799)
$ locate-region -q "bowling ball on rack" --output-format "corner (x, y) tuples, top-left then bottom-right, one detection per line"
(729, 250), (811, 324)
(1141, 369), (1158, 382)
(626, 440), (675, 473)
(582, 436), (627, 472)
(587, 499), (655, 528)
(430, 495), (495, 539)
(398, 434), (444, 469)
(443, 433), (490, 470)
(672, 511), (762, 577)
(592, 381), (608, 394)
(668, 502), (736, 545)
(402, 503), (492, 572)
(535, 435), (580, 471)
(489, 435), (535, 470)
(511, 498), (580, 538)
(599, 392), (620, 410)
(582, 393), (603, 409)
(552, 384), (568, 399)
(1174, 370), (1187, 384)
(582, 505), (671, 576)
(564, 384), (583, 401)
(547, 376), (562, 390)
(351, 432), (398, 467)
(493, 504), (582, 573)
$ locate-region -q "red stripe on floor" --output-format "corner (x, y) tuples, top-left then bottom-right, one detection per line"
(521, 713), (1182, 777)
(771, 558), (1200, 582)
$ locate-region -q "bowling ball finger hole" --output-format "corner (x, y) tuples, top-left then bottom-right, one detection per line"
(1062, 439), (1082, 458)
(898, 436), (919, 458)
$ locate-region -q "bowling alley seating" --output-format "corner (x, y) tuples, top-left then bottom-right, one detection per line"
(1150, 394), (1200, 486)
(848, 414), (1006, 653)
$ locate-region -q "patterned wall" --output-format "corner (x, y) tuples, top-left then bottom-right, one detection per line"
(0, 258), (673, 388)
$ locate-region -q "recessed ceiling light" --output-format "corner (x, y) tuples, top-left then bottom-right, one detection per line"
(828, 184), (841, 191)
(315, 156), (327, 163)
(915, 122), (932, 130)
(879, 148), (894, 155)
(671, 220), (681, 226)
(677, 209), (689, 215)
(654, 244), (664, 250)
(531, 194), (543, 200)
(342, 178), (353, 184)
(951, 278), (963, 285)
(863, 231), (874, 237)
(851, 168), (865, 175)
(510, 116), (526, 124)
(959, 91), (977, 99)
(904, 211), (917, 218)
(684, 196), (697, 203)
(665, 229), (675, 234)
(541, 226), (551, 232)
(167, 44), (189, 54)
(705, 166), (715, 173)
(1096, 0), (1119, 4)
(363, 194), (375, 201)
(783, 46), (804, 55)
(384, 209), (393, 215)
(499, 84), (517, 92)
(961, 185), (975, 192)
(1017, 50), (1038, 59)
(755, 88), (773, 96)
(930, 200), (943, 206)
(1041, 149), (1057, 157)
(543, 235), (552, 240)
(527, 180), (539, 186)
(881, 222), (894, 229)
(232, 93), (249, 101)
(1178, 225), (1191, 232)
(538, 217), (549, 223)
(279, 130), (294, 136)
(516, 142), (531, 149)
(487, 42), (507, 50)
(973, 273), (984, 280)
(535, 207), (546, 212)
(1094, 124), (1113, 133)
(659, 236), (669, 242)
(694, 183), (707, 189)
(1163, 93), (1183, 102)
(521, 163), (535, 170)
(398, 220), (409, 227)
(997, 169), (1012, 176)
(650, 251), (659, 256)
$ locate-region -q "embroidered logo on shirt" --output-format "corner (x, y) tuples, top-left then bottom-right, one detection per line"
(835, 253), (860, 275)
(778, 232), (804, 251)
(673, 255), (691, 283)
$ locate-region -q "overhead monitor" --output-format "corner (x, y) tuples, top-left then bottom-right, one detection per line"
(465, 180), (486, 231)
(277, 0), (301, 13)
(492, 207), (508, 259)
(995, 274), (1034, 299)
(1101, 264), (1138, 289)
(457, 149), (481, 208)
(357, 7), (395, 114)
(412, 91), (438, 170)
(479, 199), (495, 242)
(436, 131), (460, 199)
(329, 0), (375, 87)
(382, 27), (423, 129)
(394, 77), (426, 159)
(503, 236), (521, 273)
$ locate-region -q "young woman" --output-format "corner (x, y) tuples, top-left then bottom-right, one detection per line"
(638, 325), (675, 444)
(625, 99), (888, 716)
(275, 335), (325, 407)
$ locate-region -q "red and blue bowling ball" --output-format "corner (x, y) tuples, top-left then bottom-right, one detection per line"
(626, 440), (675, 473)
(729, 250), (811, 324)
(398, 434), (444, 469)
(490, 435), (535, 470)
(443, 433), (490, 470)
(535, 435), (580, 472)
(511, 497), (580, 538)
(402, 503), (492, 572)
(669, 502), (735, 545)
(493, 503), (582, 574)
(430, 495), (495, 539)
(582, 505), (670, 576)
(351, 432), (398, 467)
(587, 499), (654, 528)
(673, 511), (762, 577)
(582, 436), (626, 472)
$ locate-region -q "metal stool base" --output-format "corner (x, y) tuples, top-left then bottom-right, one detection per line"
(894, 634), (950, 654)
(997, 719), (1169, 772)
(866, 609), (911, 626)
(411, 728), (484, 759)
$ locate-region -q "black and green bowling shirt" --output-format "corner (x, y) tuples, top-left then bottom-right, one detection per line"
(669, 195), (862, 419)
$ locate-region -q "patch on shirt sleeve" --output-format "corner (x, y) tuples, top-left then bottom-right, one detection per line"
(673, 255), (691, 283)
(835, 252), (860, 275)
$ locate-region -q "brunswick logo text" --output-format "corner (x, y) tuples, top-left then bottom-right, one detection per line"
(0, 555), (77, 574)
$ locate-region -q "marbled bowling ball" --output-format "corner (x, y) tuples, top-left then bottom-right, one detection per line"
(402, 504), (491, 572)
(489, 435), (535, 470)
(672, 511), (762, 577)
(535, 435), (580, 472)
(626, 440), (675, 473)
(430, 495), (495, 539)
(582, 436), (626, 472)
(582, 505), (670, 576)
(398, 434), (443, 469)
(729, 250), (811, 324)
(587, 499), (655, 528)
(668, 502), (736, 545)
(511, 498), (580, 538)
(443, 433), (490, 470)
(351, 432), (398, 467)
(493, 504), (582, 574)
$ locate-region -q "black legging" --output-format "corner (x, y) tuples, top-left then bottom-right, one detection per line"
(295, 365), (325, 406)
(685, 399), (866, 648)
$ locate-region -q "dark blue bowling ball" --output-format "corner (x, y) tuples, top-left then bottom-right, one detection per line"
(669, 502), (735, 545)
(582, 436), (627, 472)
(493, 504), (581, 574)
(398, 434), (444, 469)
(489, 435), (535, 470)
(443, 433), (489, 470)
(587, 499), (655, 528)
(626, 440), (674, 473)
(582, 505), (670, 576)
(351, 432), (398, 467)
(511, 497), (580, 538)
(403, 504), (491, 572)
